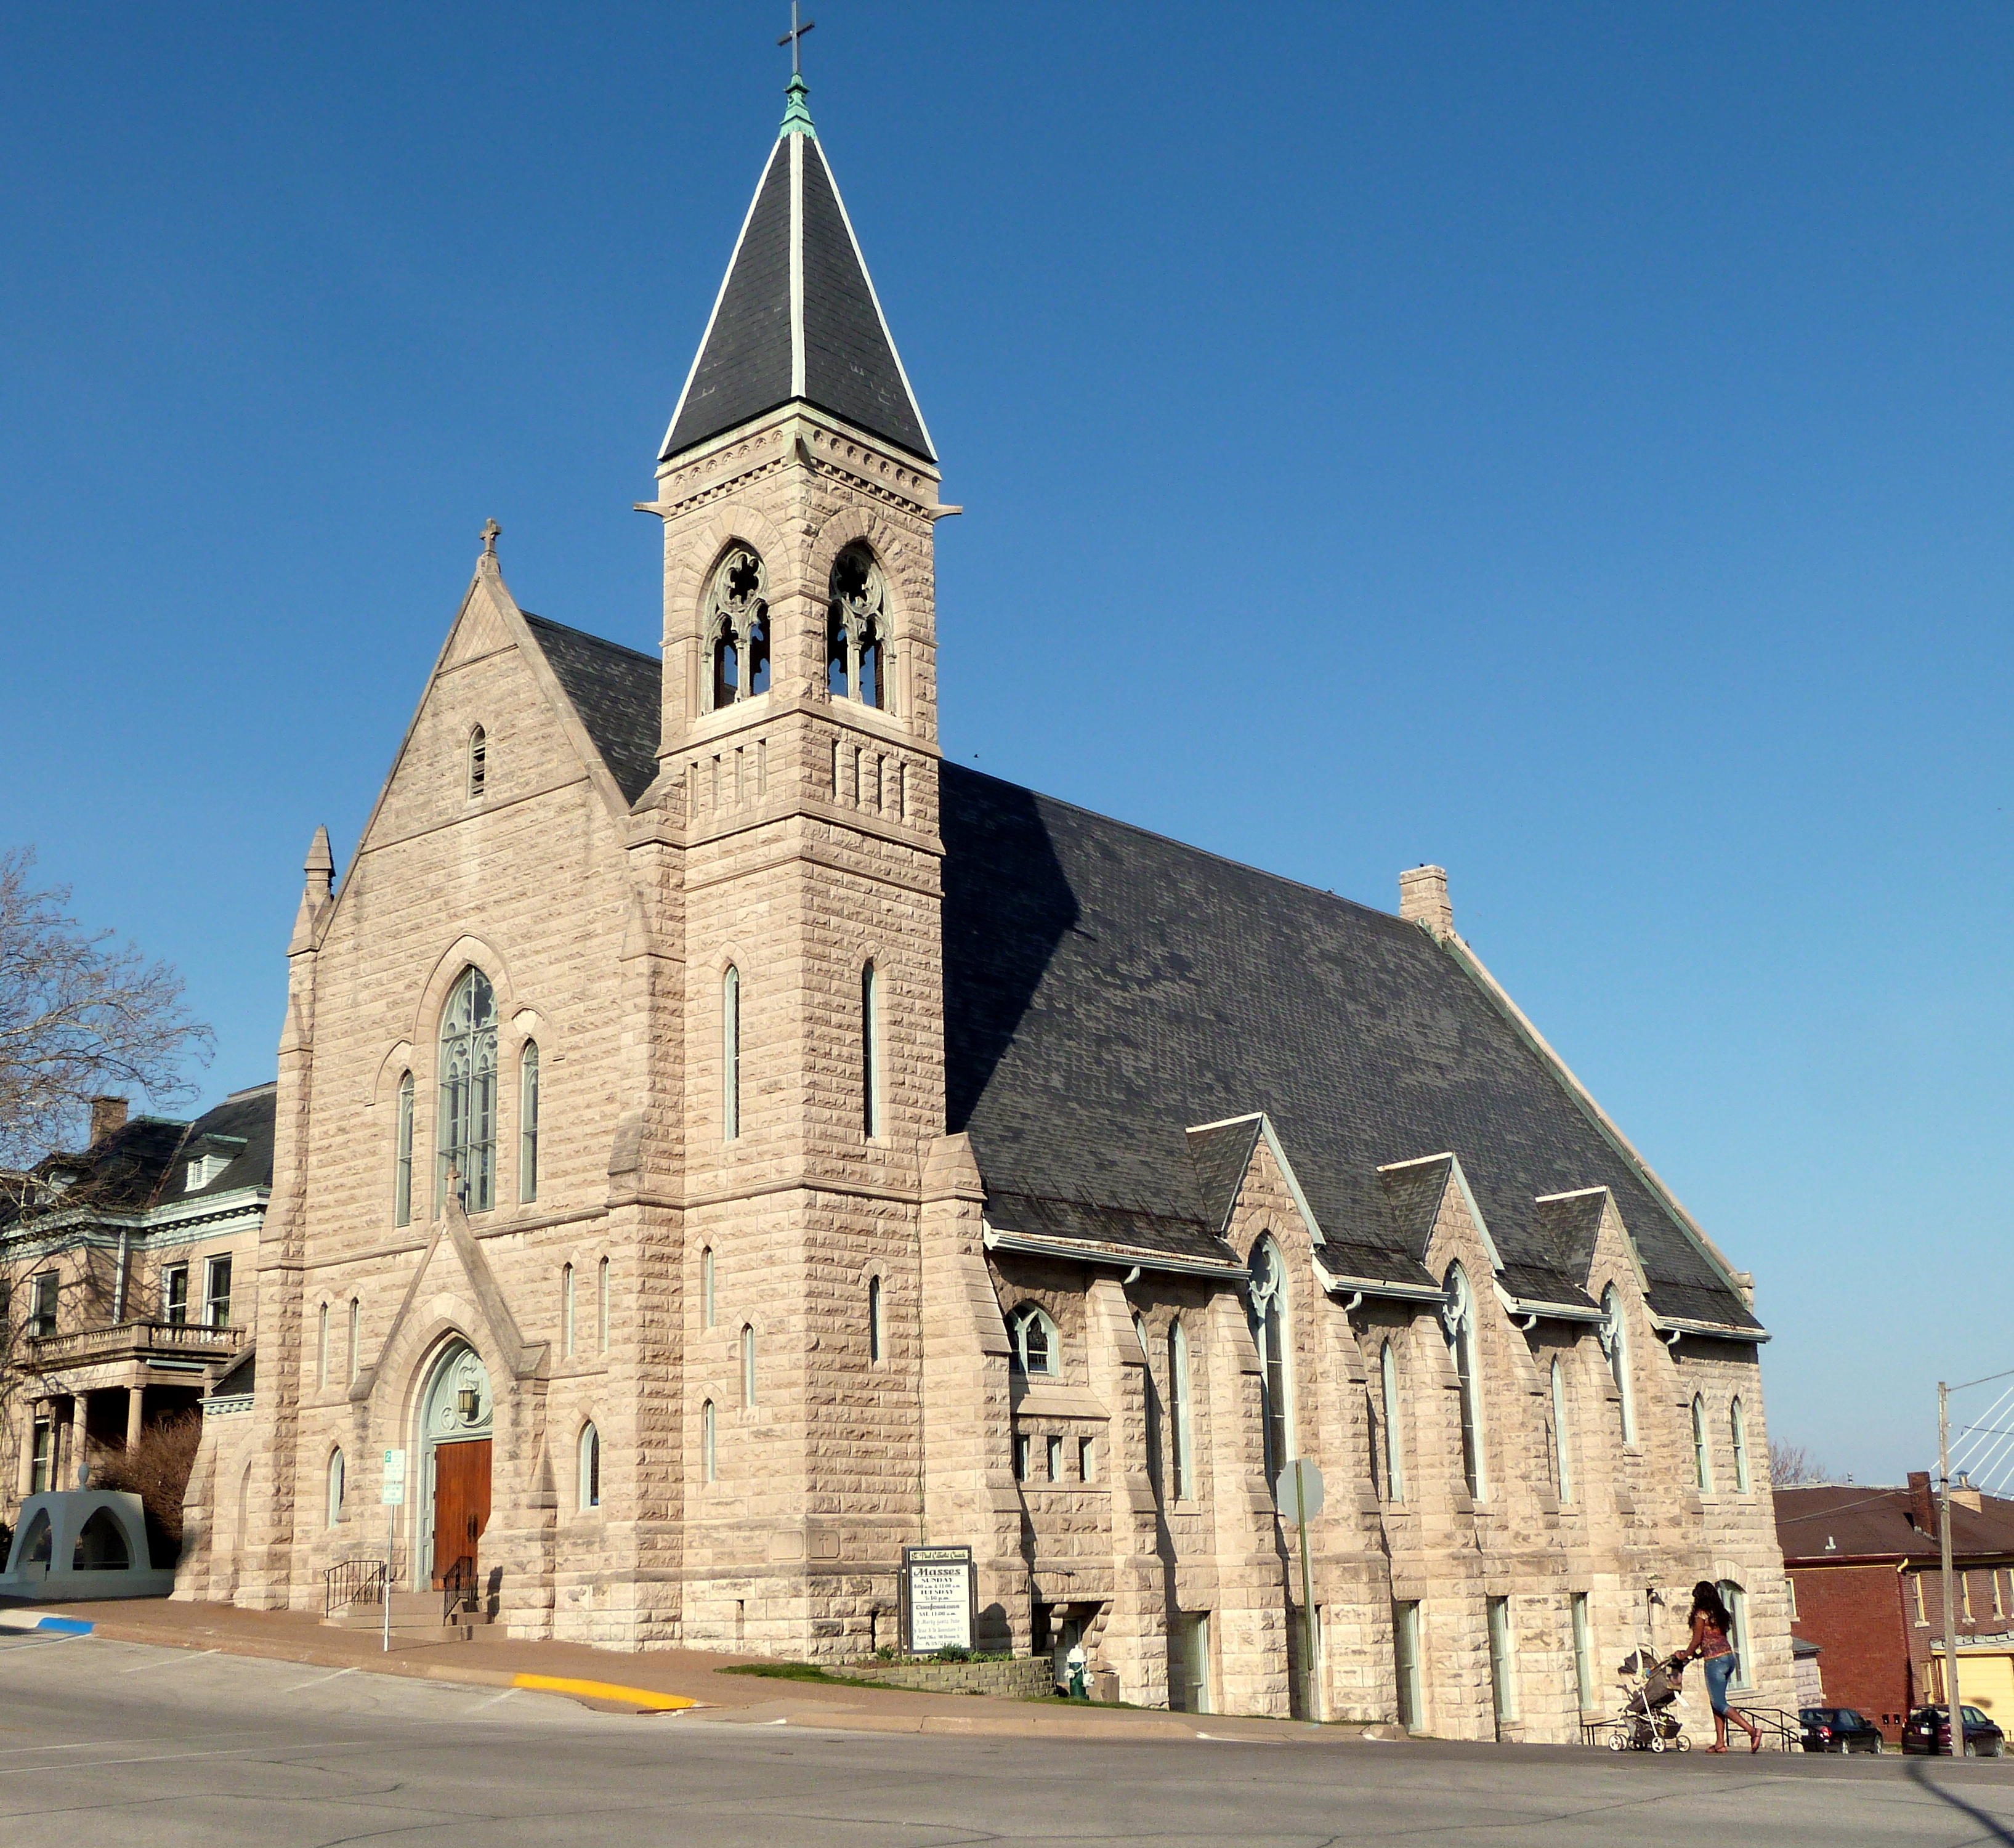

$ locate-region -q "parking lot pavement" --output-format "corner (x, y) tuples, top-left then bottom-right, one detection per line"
(7, 1629), (2014, 1848)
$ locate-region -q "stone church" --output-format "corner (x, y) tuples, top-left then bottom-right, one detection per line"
(174, 71), (1792, 1736)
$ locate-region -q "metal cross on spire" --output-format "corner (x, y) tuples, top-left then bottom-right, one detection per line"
(778, 2), (815, 76)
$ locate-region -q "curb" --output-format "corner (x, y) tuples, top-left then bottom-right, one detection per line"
(509, 1672), (697, 1712)
(0, 1613), (94, 1636)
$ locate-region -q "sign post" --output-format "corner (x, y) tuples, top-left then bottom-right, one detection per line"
(900, 1544), (975, 1655)
(381, 1448), (407, 1655)
(1277, 1459), (1326, 1721)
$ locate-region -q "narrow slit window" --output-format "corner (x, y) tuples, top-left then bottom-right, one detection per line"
(1692, 1394), (1713, 1492)
(326, 1448), (345, 1528)
(317, 1302), (330, 1389)
(347, 1298), (360, 1382)
(1603, 1284), (1636, 1445)
(578, 1423), (600, 1510)
(597, 1257), (610, 1354)
(394, 1071), (414, 1227)
(868, 1275), (883, 1363)
(702, 1247), (715, 1328)
(1380, 1339), (1405, 1503)
(466, 725), (487, 799)
(562, 1263), (575, 1360)
(1169, 1319), (1194, 1503)
(861, 961), (881, 1138)
(1046, 1434), (1063, 1482)
(1730, 1396), (1750, 1493)
(702, 1400), (717, 1482)
(722, 967), (741, 1141)
(742, 1324), (756, 1407)
(518, 1041), (540, 1203)
(1444, 1265), (1484, 1499)
(1551, 1359), (1574, 1506)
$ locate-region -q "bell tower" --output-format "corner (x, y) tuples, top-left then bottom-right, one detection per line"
(635, 65), (960, 1652)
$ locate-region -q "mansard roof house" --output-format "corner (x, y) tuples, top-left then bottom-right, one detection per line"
(158, 70), (1792, 1735)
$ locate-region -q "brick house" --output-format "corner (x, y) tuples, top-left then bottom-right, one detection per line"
(158, 68), (1795, 1735)
(1777, 1476), (2014, 1740)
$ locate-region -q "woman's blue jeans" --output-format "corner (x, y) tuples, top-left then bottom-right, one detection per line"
(1704, 1654), (1739, 1716)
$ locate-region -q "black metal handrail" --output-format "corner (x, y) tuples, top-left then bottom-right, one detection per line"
(442, 1554), (476, 1624)
(323, 1557), (387, 1619)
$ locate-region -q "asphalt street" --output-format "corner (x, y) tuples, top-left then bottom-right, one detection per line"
(6, 1628), (2014, 1848)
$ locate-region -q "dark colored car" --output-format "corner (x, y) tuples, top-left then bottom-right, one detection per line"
(1903, 1704), (2006, 1757)
(1800, 1707), (1884, 1753)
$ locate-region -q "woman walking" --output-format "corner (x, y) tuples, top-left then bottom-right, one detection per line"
(1676, 1581), (1760, 1753)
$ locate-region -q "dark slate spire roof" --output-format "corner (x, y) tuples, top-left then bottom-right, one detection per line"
(661, 78), (934, 466)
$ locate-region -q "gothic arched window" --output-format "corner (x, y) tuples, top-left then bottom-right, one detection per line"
(827, 545), (888, 709)
(1443, 1263), (1484, 1499)
(1008, 1303), (1058, 1377)
(1168, 1319), (1194, 1502)
(703, 547), (770, 711)
(1601, 1283), (1636, 1445)
(860, 960), (881, 1138)
(326, 1448), (345, 1528)
(517, 1040), (539, 1204)
(1551, 1358), (1574, 1506)
(1380, 1339), (1406, 1502)
(1692, 1393), (1714, 1492)
(437, 967), (498, 1212)
(721, 966), (742, 1141)
(1248, 1236), (1295, 1482)
(466, 725), (487, 799)
(1730, 1395), (1751, 1493)
(393, 1071), (415, 1227)
(578, 1422), (600, 1510)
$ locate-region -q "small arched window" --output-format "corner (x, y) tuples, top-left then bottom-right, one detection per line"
(1601, 1284), (1636, 1445)
(597, 1256), (610, 1355)
(1551, 1359), (1574, 1506)
(466, 724), (487, 799)
(1730, 1395), (1751, 1493)
(578, 1423), (600, 1510)
(518, 1042), (540, 1203)
(1444, 1265), (1484, 1500)
(347, 1297), (360, 1382)
(317, 1302), (330, 1389)
(1692, 1394), (1714, 1492)
(868, 1275), (883, 1363)
(1248, 1237), (1294, 1481)
(326, 1448), (345, 1528)
(722, 967), (741, 1141)
(861, 961), (881, 1138)
(827, 545), (889, 709)
(437, 967), (498, 1212)
(562, 1263), (575, 1360)
(701, 1246), (716, 1328)
(1380, 1339), (1405, 1503)
(702, 1399), (717, 1482)
(1008, 1303), (1058, 1377)
(393, 1071), (414, 1227)
(703, 547), (769, 711)
(1168, 1319), (1194, 1502)
(742, 1324), (757, 1407)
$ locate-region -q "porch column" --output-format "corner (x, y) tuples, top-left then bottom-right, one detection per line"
(125, 1379), (145, 1449)
(15, 1401), (38, 1497)
(69, 1393), (88, 1488)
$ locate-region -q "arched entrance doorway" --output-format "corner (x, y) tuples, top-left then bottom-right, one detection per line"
(416, 1340), (493, 1591)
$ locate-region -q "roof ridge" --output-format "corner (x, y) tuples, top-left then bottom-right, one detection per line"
(944, 764), (1411, 934)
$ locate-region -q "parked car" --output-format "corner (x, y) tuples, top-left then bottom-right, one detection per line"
(1800, 1708), (1885, 1753)
(1903, 1704), (2005, 1757)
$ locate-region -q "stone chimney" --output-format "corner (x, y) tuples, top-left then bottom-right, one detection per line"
(89, 1096), (129, 1146)
(1909, 1470), (1936, 1534)
(1399, 864), (1454, 941)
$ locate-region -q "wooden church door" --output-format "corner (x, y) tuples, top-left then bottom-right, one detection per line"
(431, 1440), (491, 1590)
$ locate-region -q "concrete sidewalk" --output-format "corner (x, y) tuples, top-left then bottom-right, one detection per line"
(12, 1595), (1401, 1745)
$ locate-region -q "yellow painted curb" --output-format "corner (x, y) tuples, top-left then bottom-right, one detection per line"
(511, 1672), (698, 1711)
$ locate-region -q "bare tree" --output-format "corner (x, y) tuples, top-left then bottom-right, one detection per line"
(0, 847), (211, 1172)
(1771, 1440), (1831, 1487)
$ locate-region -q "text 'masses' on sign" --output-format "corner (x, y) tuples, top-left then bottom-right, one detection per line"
(901, 1544), (975, 1653)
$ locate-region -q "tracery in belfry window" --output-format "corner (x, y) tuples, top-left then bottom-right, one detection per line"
(827, 545), (888, 710)
(1007, 1302), (1058, 1377)
(437, 967), (498, 1212)
(702, 546), (770, 712)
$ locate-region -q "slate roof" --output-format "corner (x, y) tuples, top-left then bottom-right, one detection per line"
(152, 1085), (277, 1207)
(940, 766), (1758, 1331)
(660, 96), (934, 465)
(1777, 1485), (2014, 1564)
(524, 615), (662, 805)
(496, 612), (1755, 1333)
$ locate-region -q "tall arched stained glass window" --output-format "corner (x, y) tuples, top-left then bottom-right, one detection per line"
(1380, 1339), (1405, 1503)
(1730, 1396), (1751, 1493)
(1601, 1284), (1636, 1445)
(1248, 1237), (1295, 1483)
(1551, 1359), (1574, 1506)
(518, 1041), (540, 1203)
(437, 968), (498, 1212)
(1444, 1265), (1484, 1499)
(1692, 1394), (1714, 1492)
(1169, 1319), (1194, 1503)
(393, 1071), (414, 1227)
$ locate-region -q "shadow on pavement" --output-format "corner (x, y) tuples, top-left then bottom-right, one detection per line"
(1907, 1758), (2014, 1844)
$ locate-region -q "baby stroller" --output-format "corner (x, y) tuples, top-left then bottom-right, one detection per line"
(1609, 1651), (1692, 1752)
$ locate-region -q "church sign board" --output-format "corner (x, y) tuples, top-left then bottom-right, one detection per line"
(900, 1544), (975, 1653)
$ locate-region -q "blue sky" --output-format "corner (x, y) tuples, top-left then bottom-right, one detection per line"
(2, 4), (2008, 1485)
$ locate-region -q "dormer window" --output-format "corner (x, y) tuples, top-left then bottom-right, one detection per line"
(186, 1153), (232, 1191)
(467, 725), (487, 798)
(703, 548), (770, 712)
(827, 545), (888, 709)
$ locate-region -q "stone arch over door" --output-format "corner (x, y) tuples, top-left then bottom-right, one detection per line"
(411, 1334), (495, 1589)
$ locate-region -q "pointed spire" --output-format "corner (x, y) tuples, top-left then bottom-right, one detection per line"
(780, 72), (815, 139)
(660, 86), (934, 465)
(291, 826), (334, 954)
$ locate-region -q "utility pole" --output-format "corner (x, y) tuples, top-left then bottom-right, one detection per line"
(1941, 1381), (1964, 1754)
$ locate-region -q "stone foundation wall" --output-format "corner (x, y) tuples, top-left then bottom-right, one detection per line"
(835, 1655), (1054, 1698)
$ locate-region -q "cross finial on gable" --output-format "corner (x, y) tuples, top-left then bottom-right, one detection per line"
(480, 517), (501, 558)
